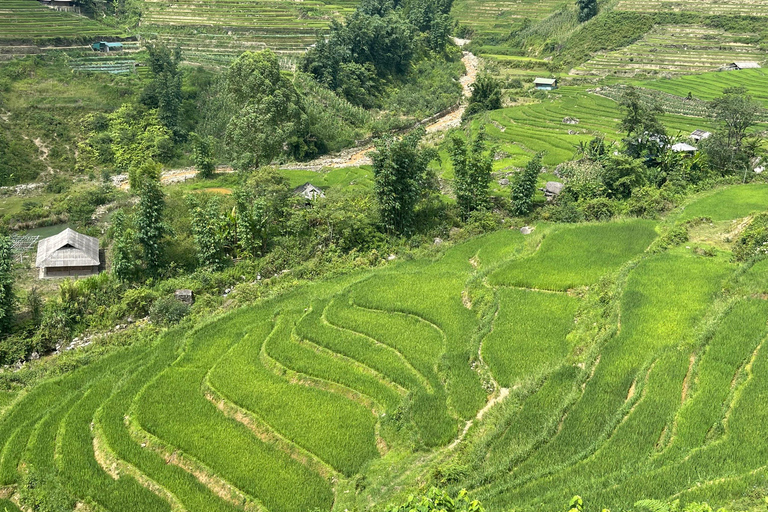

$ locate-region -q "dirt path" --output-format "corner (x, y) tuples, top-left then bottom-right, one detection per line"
(285, 45), (479, 170)
(116, 41), (478, 188)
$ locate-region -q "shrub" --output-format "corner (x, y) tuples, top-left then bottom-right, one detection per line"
(649, 225), (688, 253)
(149, 295), (190, 326)
(117, 288), (158, 319)
(580, 197), (615, 221)
(385, 488), (484, 512)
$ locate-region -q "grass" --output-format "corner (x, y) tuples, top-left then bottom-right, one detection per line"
(483, 289), (579, 387)
(488, 220), (658, 290)
(679, 184), (768, 221)
(12, 205), (768, 512)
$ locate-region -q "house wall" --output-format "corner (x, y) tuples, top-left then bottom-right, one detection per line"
(40, 266), (99, 279)
(536, 85), (556, 90)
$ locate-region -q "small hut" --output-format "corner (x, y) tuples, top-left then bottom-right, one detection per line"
(723, 62), (761, 71)
(671, 142), (698, 153)
(91, 41), (124, 53)
(293, 182), (325, 201)
(690, 130), (711, 143)
(36, 228), (100, 279)
(533, 78), (558, 90)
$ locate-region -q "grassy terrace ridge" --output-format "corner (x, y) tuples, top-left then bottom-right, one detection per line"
(0, 0), (123, 45)
(5, 185), (768, 511)
(572, 25), (765, 76)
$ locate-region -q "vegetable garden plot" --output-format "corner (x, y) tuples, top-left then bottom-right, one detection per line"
(488, 220), (658, 290)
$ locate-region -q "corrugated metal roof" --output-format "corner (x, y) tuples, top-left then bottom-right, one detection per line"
(671, 143), (698, 152)
(732, 62), (761, 69)
(36, 228), (99, 268)
(534, 78), (557, 85)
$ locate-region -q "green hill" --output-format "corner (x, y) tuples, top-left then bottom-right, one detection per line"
(4, 185), (768, 511)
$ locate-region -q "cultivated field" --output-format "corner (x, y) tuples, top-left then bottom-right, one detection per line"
(573, 25), (765, 76)
(4, 185), (768, 511)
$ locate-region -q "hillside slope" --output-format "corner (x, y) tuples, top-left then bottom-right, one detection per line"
(3, 185), (768, 511)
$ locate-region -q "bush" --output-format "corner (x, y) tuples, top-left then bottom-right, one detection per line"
(149, 296), (190, 326)
(116, 288), (158, 319)
(580, 197), (615, 221)
(649, 225), (688, 253)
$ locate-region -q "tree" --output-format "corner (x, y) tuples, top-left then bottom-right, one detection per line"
(135, 170), (166, 278)
(385, 488), (484, 512)
(510, 153), (543, 216)
(618, 86), (666, 159)
(450, 129), (493, 219)
(0, 235), (14, 337)
(464, 74), (503, 119)
(235, 168), (293, 257)
(110, 209), (141, 283)
(704, 86), (762, 174)
(576, 0), (598, 22)
(225, 51), (313, 170)
(371, 127), (438, 235)
(141, 44), (183, 138)
(191, 132), (216, 179)
(189, 195), (234, 270)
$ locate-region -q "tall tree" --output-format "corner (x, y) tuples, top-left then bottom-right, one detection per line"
(450, 129), (493, 219)
(235, 168), (293, 257)
(0, 235), (14, 337)
(618, 86), (666, 159)
(510, 153), (543, 216)
(135, 169), (166, 278)
(110, 209), (141, 283)
(225, 50), (312, 170)
(371, 127), (437, 235)
(189, 195), (233, 270)
(191, 132), (216, 179)
(464, 74), (503, 119)
(576, 0), (598, 22)
(142, 44), (183, 138)
(705, 86), (762, 174)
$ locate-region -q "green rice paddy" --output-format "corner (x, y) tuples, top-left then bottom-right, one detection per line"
(2, 185), (768, 511)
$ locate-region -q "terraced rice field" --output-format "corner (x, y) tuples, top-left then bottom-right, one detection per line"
(4, 186), (768, 511)
(573, 25), (764, 76)
(451, 0), (570, 37)
(639, 68), (768, 106)
(0, 0), (120, 45)
(466, 87), (707, 167)
(139, 0), (356, 64)
(616, 0), (768, 16)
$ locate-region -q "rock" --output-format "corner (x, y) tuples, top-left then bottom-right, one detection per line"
(387, 254), (397, 261)
(562, 117), (580, 125)
(449, 227), (461, 238)
(521, 226), (534, 235)
(543, 181), (564, 202)
(498, 178), (510, 186)
(433, 237), (443, 245)
(174, 289), (194, 305)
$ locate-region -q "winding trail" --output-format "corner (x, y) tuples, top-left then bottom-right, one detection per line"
(113, 41), (479, 189)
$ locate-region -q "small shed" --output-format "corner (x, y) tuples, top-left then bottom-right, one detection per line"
(293, 182), (325, 201)
(91, 41), (124, 53)
(671, 142), (698, 153)
(533, 78), (558, 91)
(690, 130), (711, 142)
(36, 228), (100, 279)
(174, 289), (194, 305)
(724, 62), (761, 71)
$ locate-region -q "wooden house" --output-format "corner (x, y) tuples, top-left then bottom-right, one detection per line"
(36, 228), (100, 279)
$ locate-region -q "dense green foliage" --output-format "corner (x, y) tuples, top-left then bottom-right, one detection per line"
(510, 153), (543, 216)
(371, 128), (438, 234)
(0, 236), (13, 337)
(450, 129), (493, 219)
